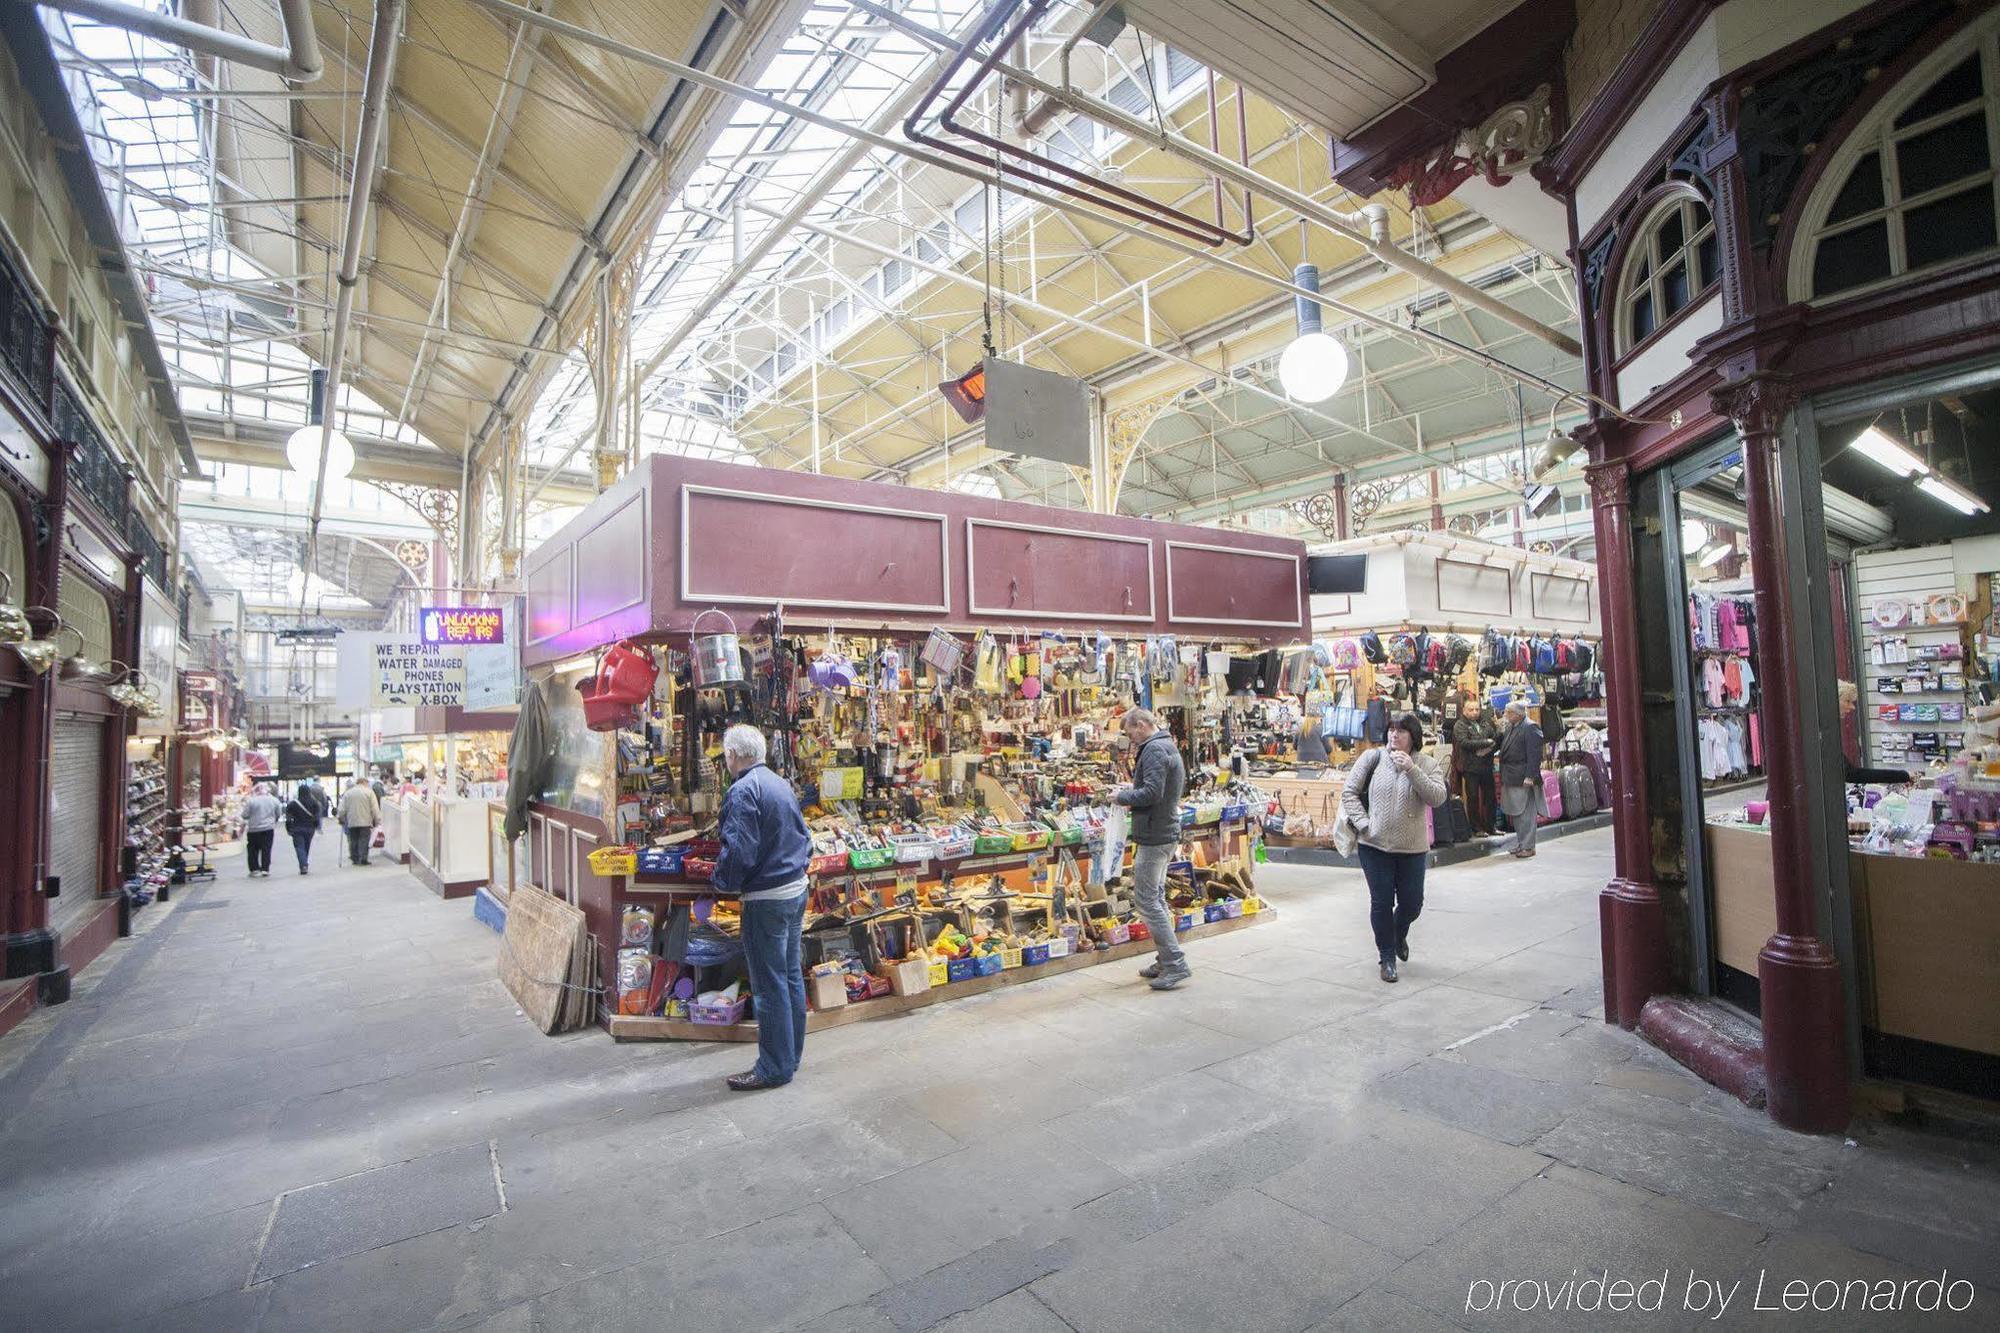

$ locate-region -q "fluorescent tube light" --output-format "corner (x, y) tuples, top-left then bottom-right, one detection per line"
(1916, 473), (1990, 515)
(1852, 425), (1927, 477)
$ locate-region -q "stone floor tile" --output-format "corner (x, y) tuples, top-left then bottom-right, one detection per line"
(1375, 1056), (1579, 1146)
(1258, 1107), (1552, 1258)
(1306, 1285), (1470, 1332)
(254, 1140), (503, 1282)
(1384, 1165), (1766, 1331)
(933, 1287), (1074, 1332)
(1032, 1187), (1400, 1333)
(526, 1205), (890, 1332)
(823, 1123), (1128, 1281)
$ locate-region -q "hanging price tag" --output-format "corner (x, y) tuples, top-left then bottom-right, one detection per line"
(819, 767), (864, 801)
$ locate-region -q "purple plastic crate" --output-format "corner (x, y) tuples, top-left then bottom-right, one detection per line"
(689, 995), (749, 1025)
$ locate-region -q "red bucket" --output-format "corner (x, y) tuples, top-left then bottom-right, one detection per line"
(582, 688), (639, 732)
(597, 641), (658, 704)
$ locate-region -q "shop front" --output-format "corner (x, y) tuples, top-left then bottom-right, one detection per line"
(508, 455), (1301, 1039)
(394, 705), (512, 899)
(1541, 0), (2000, 1128)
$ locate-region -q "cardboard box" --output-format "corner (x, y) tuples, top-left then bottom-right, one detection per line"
(807, 971), (849, 1012)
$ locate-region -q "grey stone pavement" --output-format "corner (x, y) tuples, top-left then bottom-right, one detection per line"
(1, 825), (1995, 1332)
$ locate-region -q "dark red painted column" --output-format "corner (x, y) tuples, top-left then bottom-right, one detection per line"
(1716, 376), (1849, 1133)
(1586, 454), (1668, 1028)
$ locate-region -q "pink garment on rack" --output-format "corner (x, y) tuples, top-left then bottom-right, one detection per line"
(1749, 710), (1761, 768)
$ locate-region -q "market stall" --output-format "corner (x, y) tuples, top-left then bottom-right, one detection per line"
(398, 705), (511, 898)
(512, 456), (1305, 1039)
(1242, 531), (1611, 852)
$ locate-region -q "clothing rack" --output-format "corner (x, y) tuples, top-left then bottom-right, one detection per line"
(1327, 620), (1600, 641)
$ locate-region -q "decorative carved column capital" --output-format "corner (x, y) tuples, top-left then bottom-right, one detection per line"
(1710, 373), (1796, 438)
(1584, 456), (1630, 509)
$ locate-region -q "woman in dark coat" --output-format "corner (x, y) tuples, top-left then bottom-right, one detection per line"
(1450, 698), (1499, 833)
(283, 779), (328, 875)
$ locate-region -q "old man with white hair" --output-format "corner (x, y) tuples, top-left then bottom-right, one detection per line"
(712, 723), (813, 1091)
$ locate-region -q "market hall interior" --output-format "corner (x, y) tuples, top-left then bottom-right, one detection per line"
(1, 824), (1993, 1331)
(5, 0), (2000, 1327)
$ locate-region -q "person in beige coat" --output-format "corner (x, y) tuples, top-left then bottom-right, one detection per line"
(1341, 713), (1449, 983)
(338, 778), (381, 866)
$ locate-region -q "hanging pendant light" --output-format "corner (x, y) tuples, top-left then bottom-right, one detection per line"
(286, 367), (355, 485)
(1278, 262), (1349, 404)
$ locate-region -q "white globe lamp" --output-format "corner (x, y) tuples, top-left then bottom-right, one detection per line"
(1680, 518), (1708, 551)
(286, 423), (355, 484)
(1279, 332), (1349, 404)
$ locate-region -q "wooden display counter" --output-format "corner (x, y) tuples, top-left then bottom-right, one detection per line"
(1851, 851), (2000, 1059)
(1706, 820), (2000, 1066)
(1704, 822), (1778, 976)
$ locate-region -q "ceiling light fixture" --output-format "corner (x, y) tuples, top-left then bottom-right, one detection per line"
(1696, 539), (1732, 567)
(1279, 262), (1349, 404)
(1917, 473), (1990, 515)
(288, 366), (355, 485)
(1852, 424), (1927, 478)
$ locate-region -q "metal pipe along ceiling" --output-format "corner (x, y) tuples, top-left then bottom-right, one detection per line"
(872, 0), (1581, 359)
(27, 0), (323, 82)
(304, 0), (403, 599)
(461, 0), (1589, 430)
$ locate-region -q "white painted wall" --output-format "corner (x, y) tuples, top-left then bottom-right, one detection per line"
(1309, 535), (1601, 635)
(1615, 289), (1725, 409)
(1574, 0), (1871, 237)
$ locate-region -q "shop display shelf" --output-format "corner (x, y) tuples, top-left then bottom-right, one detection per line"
(604, 907), (1275, 1042)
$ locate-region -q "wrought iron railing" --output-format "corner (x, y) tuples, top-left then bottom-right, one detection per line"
(54, 380), (130, 531)
(127, 511), (167, 588)
(0, 246), (54, 416)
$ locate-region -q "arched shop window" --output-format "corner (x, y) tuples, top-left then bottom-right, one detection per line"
(1617, 189), (1719, 351)
(1794, 14), (1999, 301)
(57, 571), (113, 664)
(0, 500), (23, 611)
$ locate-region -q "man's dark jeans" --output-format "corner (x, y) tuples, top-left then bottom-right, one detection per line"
(740, 891), (808, 1084)
(346, 826), (372, 865)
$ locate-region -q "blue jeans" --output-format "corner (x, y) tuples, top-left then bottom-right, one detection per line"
(1356, 843), (1426, 963)
(741, 892), (808, 1083)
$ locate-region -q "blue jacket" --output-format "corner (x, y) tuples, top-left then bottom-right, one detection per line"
(712, 763), (812, 896)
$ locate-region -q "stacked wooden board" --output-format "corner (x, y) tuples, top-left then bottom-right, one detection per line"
(499, 885), (597, 1032)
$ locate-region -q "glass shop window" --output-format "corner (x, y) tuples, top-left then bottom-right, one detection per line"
(1802, 20), (1998, 300)
(1618, 190), (1719, 352)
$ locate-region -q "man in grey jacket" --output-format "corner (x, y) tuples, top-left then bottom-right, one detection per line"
(1114, 708), (1190, 990)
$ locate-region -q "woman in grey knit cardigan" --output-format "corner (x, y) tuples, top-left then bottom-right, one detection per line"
(1341, 713), (1449, 982)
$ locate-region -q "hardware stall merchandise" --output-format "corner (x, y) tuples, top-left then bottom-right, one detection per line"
(123, 740), (171, 909)
(548, 623), (1275, 1039)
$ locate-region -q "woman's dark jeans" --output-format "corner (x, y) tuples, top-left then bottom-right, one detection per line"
(1356, 843), (1426, 962)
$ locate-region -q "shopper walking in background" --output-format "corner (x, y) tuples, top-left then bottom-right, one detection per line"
(242, 780), (282, 878)
(1496, 701), (1547, 859)
(339, 777), (380, 866)
(285, 779), (327, 875)
(1115, 707), (1191, 990)
(714, 724), (813, 1092)
(1451, 698), (1500, 833)
(1343, 713), (1448, 983)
